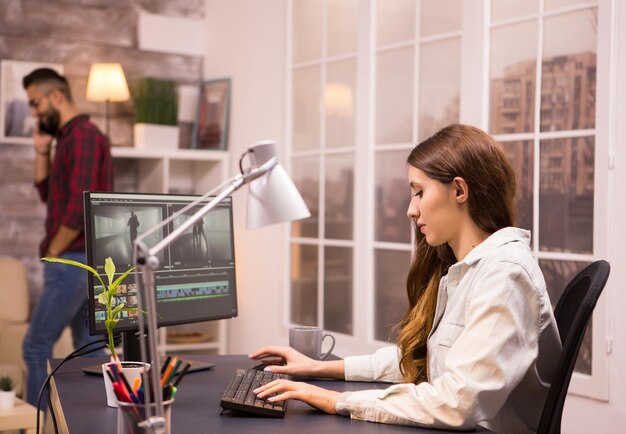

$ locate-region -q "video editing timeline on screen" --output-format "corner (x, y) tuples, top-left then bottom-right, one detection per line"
(85, 192), (238, 335)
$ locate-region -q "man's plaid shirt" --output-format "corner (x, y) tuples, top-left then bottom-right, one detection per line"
(35, 115), (113, 256)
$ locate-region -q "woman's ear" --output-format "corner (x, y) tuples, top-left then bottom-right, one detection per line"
(453, 177), (469, 203)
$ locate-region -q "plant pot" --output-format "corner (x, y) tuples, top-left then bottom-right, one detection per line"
(0, 390), (16, 409)
(102, 361), (150, 408)
(133, 123), (179, 150)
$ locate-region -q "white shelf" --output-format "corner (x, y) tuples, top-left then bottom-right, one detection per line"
(111, 146), (229, 162)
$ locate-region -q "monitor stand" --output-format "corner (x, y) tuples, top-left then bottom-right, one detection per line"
(122, 330), (144, 362)
(81, 330), (215, 376)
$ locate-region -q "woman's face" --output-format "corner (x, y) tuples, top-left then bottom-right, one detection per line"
(406, 165), (463, 247)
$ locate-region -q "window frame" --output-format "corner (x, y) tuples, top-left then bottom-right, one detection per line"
(285, 0), (613, 400)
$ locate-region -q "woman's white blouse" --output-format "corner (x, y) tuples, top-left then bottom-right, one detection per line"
(336, 227), (562, 434)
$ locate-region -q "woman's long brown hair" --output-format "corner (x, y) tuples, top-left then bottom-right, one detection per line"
(397, 124), (517, 384)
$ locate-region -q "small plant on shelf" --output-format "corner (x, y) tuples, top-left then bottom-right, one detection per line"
(41, 256), (135, 360)
(0, 376), (14, 392)
(132, 77), (178, 126)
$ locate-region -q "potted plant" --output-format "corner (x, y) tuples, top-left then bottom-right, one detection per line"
(132, 77), (179, 150)
(42, 256), (135, 359)
(42, 256), (149, 407)
(0, 375), (16, 408)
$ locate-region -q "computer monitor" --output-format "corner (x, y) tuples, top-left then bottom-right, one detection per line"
(83, 192), (238, 355)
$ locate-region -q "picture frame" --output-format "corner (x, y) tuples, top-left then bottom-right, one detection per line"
(0, 60), (64, 145)
(191, 78), (231, 150)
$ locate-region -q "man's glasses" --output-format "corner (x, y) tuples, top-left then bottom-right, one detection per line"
(28, 90), (54, 108)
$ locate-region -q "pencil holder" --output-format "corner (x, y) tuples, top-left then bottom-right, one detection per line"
(117, 398), (174, 434)
(103, 362), (150, 408)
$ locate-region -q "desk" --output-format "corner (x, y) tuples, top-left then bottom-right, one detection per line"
(49, 355), (491, 433)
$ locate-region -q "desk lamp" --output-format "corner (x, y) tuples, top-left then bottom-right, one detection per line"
(132, 140), (310, 433)
(85, 63), (130, 138)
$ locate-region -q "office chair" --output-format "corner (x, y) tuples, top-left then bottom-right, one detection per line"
(537, 260), (611, 434)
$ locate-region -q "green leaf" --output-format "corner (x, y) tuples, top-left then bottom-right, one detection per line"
(104, 257), (116, 288)
(108, 286), (118, 300)
(105, 318), (118, 335)
(111, 303), (126, 319)
(42, 257), (106, 289)
(97, 291), (107, 306)
(109, 266), (136, 293)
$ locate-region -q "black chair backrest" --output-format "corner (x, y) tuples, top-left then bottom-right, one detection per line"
(537, 260), (610, 434)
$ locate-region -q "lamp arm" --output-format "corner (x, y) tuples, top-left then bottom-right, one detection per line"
(134, 174), (243, 253)
(144, 155), (278, 259)
(133, 155), (277, 257)
(128, 151), (279, 433)
(147, 177), (244, 258)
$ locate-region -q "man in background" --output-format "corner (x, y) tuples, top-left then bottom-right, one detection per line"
(21, 68), (113, 407)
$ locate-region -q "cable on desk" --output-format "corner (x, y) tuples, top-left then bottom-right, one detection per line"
(36, 335), (121, 434)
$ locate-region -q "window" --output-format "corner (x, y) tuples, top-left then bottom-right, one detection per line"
(287, 0), (610, 400)
(289, 0), (358, 337)
(374, 0), (461, 341)
(489, 0), (607, 399)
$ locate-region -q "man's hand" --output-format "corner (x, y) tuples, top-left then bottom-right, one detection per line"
(34, 129), (53, 156)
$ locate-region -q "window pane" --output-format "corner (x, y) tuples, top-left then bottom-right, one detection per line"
(326, 59), (356, 148)
(539, 259), (592, 374)
(539, 137), (594, 253)
(545, 0), (597, 12)
(492, 0), (539, 21)
(328, 0), (358, 57)
(490, 20), (538, 134)
(324, 246), (352, 334)
(501, 140), (534, 231)
(376, 0), (415, 47)
(291, 156), (319, 238)
(325, 153), (354, 240)
(293, 0), (323, 63)
(541, 9), (597, 132)
(375, 249), (410, 342)
(293, 66), (321, 152)
(376, 46), (414, 144)
(419, 37), (461, 141)
(420, 0), (461, 37)
(375, 150), (411, 243)
(291, 243), (318, 326)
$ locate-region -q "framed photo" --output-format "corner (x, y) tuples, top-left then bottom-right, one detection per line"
(0, 60), (64, 145)
(191, 78), (231, 150)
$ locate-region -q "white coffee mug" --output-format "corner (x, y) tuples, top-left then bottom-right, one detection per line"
(289, 326), (336, 360)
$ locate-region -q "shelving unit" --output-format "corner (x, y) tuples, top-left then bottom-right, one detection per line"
(111, 146), (231, 355)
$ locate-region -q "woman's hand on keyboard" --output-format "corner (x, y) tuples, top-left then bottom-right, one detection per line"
(249, 345), (318, 376)
(253, 378), (341, 414)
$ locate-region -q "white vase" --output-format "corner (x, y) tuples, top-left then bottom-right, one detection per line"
(102, 361), (150, 408)
(0, 390), (16, 409)
(133, 123), (179, 150)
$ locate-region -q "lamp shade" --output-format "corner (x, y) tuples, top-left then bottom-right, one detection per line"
(86, 63), (130, 102)
(246, 164), (311, 229)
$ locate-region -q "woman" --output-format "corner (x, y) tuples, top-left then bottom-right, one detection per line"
(251, 124), (561, 433)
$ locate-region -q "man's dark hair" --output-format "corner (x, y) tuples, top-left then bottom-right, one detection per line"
(22, 68), (73, 102)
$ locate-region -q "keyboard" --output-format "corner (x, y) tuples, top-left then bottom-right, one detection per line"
(220, 367), (291, 417)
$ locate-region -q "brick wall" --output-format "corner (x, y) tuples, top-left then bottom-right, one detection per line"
(0, 0), (205, 306)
